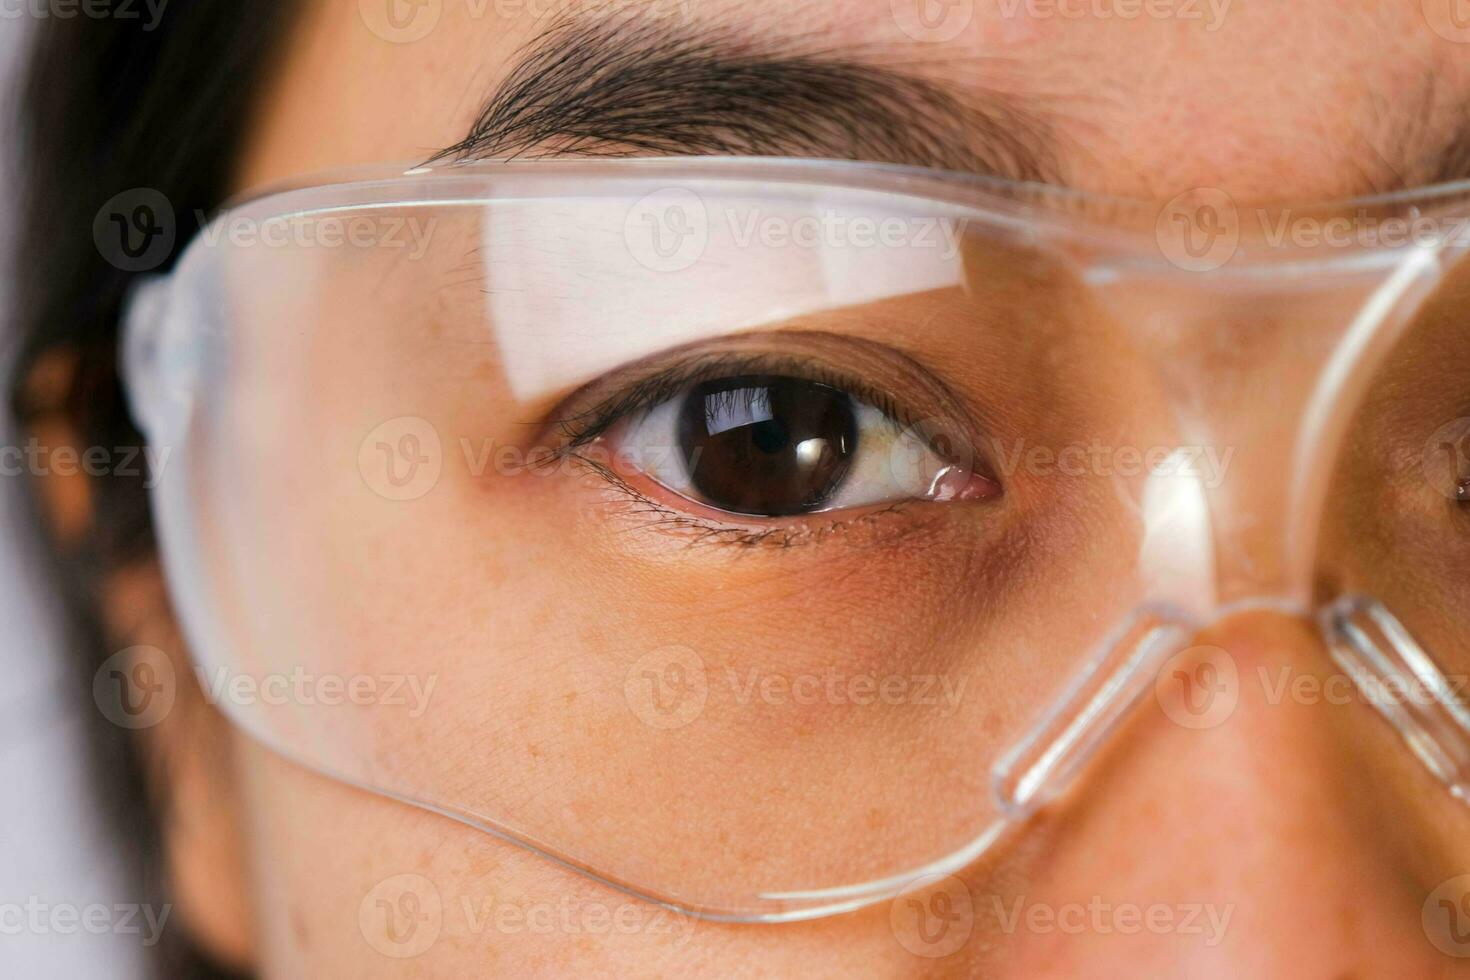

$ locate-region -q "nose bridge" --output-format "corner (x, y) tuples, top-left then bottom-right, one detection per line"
(1185, 608), (1331, 707)
(992, 597), (1470, 828)
(990, 606), (1333, 813)
(989, 610), (1464, 975)
(1135, 612), (1361, 833)
(1138, 608), (1468, 893)
(1088, 250), (1441, 611)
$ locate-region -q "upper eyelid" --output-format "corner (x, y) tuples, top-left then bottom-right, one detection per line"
(547, 350), (914, 446)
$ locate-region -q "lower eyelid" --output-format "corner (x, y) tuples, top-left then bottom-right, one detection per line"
(567, 445), (946, 550)
(575, 433), (998, 550)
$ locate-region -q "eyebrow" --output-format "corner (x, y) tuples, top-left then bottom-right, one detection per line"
(431, 16), (1062, 184)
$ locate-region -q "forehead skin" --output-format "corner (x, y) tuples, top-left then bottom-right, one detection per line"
(240, 0), (1470, 203)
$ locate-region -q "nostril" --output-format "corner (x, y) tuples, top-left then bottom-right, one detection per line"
(1319, 595), (1470, 805)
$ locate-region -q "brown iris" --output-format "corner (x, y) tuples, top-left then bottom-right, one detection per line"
(675, 375), (858, 516)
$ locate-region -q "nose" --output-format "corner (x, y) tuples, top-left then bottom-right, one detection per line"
(971, 611), (1470, 977)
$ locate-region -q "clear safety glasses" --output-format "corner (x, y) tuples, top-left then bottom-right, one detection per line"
(121, 157), (1470, 922)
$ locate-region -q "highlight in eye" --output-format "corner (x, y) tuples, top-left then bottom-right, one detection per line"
(620, 373), (995, 517)
(545, 336), (1001, 532)
(662, 375), (857, 516)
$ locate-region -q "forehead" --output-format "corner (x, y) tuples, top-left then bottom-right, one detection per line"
(241, 0), (1470, 203)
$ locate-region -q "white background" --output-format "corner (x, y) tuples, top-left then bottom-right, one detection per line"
(0, 17), (148, 979)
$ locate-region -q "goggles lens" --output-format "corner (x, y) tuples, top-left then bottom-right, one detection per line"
(125, 161), (1470, 919)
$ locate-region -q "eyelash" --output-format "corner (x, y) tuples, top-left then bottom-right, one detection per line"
(549, 353), (910, 449)
(542, 352), (935, 549)
(567, 448), (922, 549)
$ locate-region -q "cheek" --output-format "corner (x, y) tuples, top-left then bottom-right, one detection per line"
(234, 740), (634, 974)
(232, 740), (919, 975)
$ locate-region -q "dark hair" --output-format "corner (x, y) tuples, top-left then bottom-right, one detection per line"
(7, 4), (301, 975)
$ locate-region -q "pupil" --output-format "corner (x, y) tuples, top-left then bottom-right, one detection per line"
(676, 375), (857, 516)
(750, 419), (788, 455)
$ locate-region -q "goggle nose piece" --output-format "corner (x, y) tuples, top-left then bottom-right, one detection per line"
(1320, 596), (1470, 804)
(991, 597), (1470, 823)
(990, 606), (1197, 820)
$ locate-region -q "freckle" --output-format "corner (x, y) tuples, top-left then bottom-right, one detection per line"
(291, 908), (310, 952)
(563, 691), (577, 705)
(529, 742), (542, 758)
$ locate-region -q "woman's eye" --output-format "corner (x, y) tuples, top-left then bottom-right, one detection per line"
(607, 374), (996, 518)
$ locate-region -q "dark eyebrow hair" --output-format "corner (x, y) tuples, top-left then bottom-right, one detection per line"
(430, 17), (1062, 184)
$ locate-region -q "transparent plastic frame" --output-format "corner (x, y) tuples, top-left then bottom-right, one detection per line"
(121, 157), (1470, 922)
